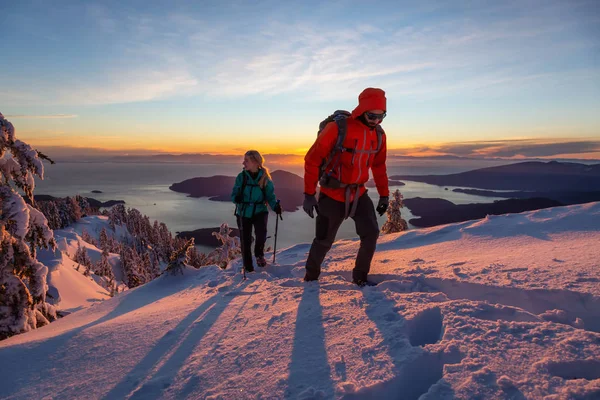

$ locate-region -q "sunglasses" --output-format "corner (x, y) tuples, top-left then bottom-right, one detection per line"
(365, 112), (386, 121)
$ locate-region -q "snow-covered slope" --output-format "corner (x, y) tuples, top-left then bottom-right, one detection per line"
(37, 216), (129, 313)
(1, 203), (599, 399)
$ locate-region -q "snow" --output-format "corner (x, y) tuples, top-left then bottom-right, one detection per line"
(0, 187), (29, 239)
(36, 216), (126, 313)
(1, 202), (599, 399)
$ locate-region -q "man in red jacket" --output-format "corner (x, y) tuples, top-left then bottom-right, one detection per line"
(303, 88), (390, 286)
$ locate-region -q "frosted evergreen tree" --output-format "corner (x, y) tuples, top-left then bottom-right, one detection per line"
(381, 189), (409, 234)
(146, 251), (158, 278)
(108, 204), (127, 231)
(57, 199), (71, 228)
(165, 238), (194, 275)
(151, 220), (160, 246)
(120, 247), (147, 288)
(0, 113), (57, 339)
(108, 214), (116, 232)
(188, 246), (208, 268)
(65, 196), (82, 224)
(207, 223), (241, 269)
(75, 195), (92, 217)
(81, 228), (97, 246)
(95, 248), (110, 276)
(157, 222), (174, 262)
(142, 215), (152, 245)
(99, 227), (109, 251)
(37, 200), (61, 230)
(74, 242), (92, 269)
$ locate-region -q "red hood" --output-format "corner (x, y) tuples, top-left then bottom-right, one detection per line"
(351, 88), (387, 118)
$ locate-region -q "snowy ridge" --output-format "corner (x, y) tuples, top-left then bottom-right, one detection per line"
(1, 203), (599, 399)
(37, 215), (131, 313)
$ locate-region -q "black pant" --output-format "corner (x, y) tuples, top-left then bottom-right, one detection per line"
(237, 212), (268, 271)
(305, 192), (379, 281)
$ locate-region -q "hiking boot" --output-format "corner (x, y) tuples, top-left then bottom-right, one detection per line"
(304, 273), (318, 282)
(352, 279), (376, 287)
(244, 266), (255, 273)
(256, 257), (267, 268)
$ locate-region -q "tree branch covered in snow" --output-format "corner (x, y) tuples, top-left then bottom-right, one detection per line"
(1, 113), (57, 339)
(207, 223), (241, 269)
(165, 238), (195, 275)
(381, 189), (408, 234)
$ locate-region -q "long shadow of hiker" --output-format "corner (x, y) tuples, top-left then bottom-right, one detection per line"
(286, 284), (335, 399)
(0, 273), (199, 399)
(104, 280), (261, 400)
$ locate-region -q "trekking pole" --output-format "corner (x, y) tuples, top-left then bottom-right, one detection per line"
(239, 216), (246, 280)
(236, 195), (246, 280)
(272, 199), (282, 264)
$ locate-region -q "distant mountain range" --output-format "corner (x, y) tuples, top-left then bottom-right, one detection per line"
(404, 197), (564, 228)
(391, 161), (600, 192)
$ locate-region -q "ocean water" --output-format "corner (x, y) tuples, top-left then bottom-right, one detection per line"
(35, 160), (509, 253)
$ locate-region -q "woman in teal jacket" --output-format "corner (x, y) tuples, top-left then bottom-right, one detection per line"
(232, 150), (282, 272)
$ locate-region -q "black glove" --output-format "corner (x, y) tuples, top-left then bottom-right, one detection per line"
(273, 203), (282, 215)
(376, 196), (389, 216)
(303, 194), (319, 218)
(235, 194), (242, 203)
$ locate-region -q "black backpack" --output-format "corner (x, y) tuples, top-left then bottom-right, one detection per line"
(241, 172), (267, 203)
(317, 110), (384, 183)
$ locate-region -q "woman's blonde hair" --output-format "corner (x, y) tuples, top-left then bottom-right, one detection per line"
(245, 150), (271, 188)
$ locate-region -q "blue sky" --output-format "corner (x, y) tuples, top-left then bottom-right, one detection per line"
(1, 0), (599, 158)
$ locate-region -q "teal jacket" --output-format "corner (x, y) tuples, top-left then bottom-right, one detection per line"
(231, 169), (278, 218)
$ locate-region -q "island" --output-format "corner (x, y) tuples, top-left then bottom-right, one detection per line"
(170, 170), (306, 212)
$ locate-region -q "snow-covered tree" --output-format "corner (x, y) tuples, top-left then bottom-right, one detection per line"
(188, 246), (208, 268)
(165, 238), (194, 275)
(207, 223), (241, 269)
(65, 196), (82, 224)
(108, 204), (126, 231)
(381, 189), (409, 234)
(120, 247), (149, 288)
(99, 227), (109, 251)
(0, 113), (57, 339)
(75, 195), (92, 217)
(57, 199), (71, 229)
(148, 250), (161, 277)
(81, 228), (97, 246)
(37, 200), (61, 230)
(94, 248), (114, 285)
(73, 242), (92, 269)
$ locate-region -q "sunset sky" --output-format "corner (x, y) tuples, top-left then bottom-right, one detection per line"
(2, 0), (599, 159)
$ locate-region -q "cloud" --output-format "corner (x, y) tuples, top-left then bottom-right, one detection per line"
(6, 1), (599, 106)
(476, 140), (600, 158)
(390, 139), (600, 159)
(5, 114), (77, 119)
(86, 4), (117, 34)
(30, 145), (160, 158)
(56, 68), (199, 105)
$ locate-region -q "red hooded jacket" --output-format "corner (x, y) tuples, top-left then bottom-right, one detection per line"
(304, 88), (390, 203)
